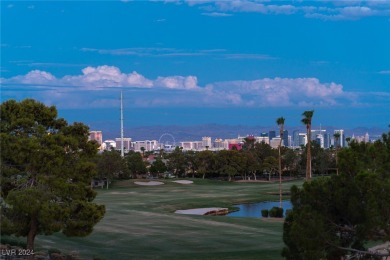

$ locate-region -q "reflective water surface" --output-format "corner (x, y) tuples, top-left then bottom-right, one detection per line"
(227, 201), (292, 218)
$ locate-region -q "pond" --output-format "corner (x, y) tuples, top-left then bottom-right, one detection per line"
(227, 200), (293, 218)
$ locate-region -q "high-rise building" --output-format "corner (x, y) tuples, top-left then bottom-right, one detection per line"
(202, 136), (212, 148)
(283, 130), (289, 147)
(260, 132), (268, 137)
(89, 131), (103, 145)
(298, 133), (307, 146)
(180, 141), (203, 150)
(293, 130), (300, 147)
(103, 140), (116, 150)
(334, 129), (345, 148)
(115, 138), (132, 151)
(324, 133), (330, 148)
(255, 136), (269, 144)
(269, 131), (276, 140)
(214, 138), (225, 150)
(133, 140), (159, 152)
(311, 129), (327, 148)
(270, 137), (282, 149)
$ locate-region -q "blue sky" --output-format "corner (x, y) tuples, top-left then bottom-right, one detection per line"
(1, 0), (390, 131)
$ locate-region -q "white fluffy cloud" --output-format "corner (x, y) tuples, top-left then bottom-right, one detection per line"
(18, 70), (56, 84)
(1, 65), (360, 108)
(180, 0), (390, 20)
(205, 77), (346, 107)
(2, 65), (196, 90)
(154, 75), (198, 89)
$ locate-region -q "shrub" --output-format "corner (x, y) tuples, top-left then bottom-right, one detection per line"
(261, 209), (269, 217)
(269, 207), (284, 218)
(0, 236), (27, 248)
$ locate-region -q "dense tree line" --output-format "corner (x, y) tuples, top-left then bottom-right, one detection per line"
(97, 137), (338, 183)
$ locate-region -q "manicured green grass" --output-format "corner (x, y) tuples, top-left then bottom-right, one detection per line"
(34, 179), (303, 259)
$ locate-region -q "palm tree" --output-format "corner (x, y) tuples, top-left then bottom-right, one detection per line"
(301, 110), (314, 181)
(276, 117), (285, 208)
(333, 132), (340, 175)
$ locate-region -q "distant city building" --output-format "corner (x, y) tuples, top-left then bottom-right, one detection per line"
(311, 129), (328, 148)
(103, 140), (116, 150)
(270, 137), (282, 149)
(255, 136), (269, 144)
(202, 136), (212, 148)
(351, 132), (370, 143)
(314, 134), (324, 148)
(324, 133), (331, 148)
(334, 129), (345, 148)
(298, 133), (307, 146)
(269, 131), (276, 140)
(133, 140), (159, 152)
(283, 130), (288, 147)
(89, 131), (103, 145)
(180, 141), (203, 150)
(214, 138), (225, 150)
(293, 130), (300, 147)
(292, 130), (307, 147)
(288, 135), (292, 147)
(101, 127), (374, 152)
(225, 138), (240, 144)
(115, 138), (132, 151)
(228, 143), (242, 150)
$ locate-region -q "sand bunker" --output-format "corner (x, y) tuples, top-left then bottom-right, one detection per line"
(175, 207), (228, 215)
(172, 180), (193, 184)
(134, 181), (164, 186)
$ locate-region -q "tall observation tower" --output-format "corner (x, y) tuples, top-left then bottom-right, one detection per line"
(120, 91), (124, 157)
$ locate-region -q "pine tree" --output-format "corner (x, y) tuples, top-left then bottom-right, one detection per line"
(0, 99), (105, 256)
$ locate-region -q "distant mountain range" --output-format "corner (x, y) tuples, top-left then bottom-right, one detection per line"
(101, 124), (388, 142)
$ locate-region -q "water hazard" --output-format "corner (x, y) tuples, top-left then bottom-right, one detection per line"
(227, 201), (293, 218)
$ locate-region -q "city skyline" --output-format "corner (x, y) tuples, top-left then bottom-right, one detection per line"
(91, 125), (379, 153)
(1, 1), (389, 129)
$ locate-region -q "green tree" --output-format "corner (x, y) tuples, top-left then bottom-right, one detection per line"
(242, 136), (256, 151)
(95, 150), (130, 187)
(195, 150), (215, 179)
(310, 142), (335, 176)
(216, 150), (246, 181)
(301, 110), (314, 180)
(185, 150), (198, 178)
(0, 99), (105, 254)
(167, 147), (187, 177)
(283, 131), (390, 259)
(282, 148), (300, 177)
(126, 151), (147, 178)
(253, 141), (276, 163)
(241, 150), (260, 180)
(149, 158), (167, 175)
(263, 156), (278, 181)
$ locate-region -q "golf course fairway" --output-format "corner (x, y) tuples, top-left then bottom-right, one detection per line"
(33, 179), (303, 259)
